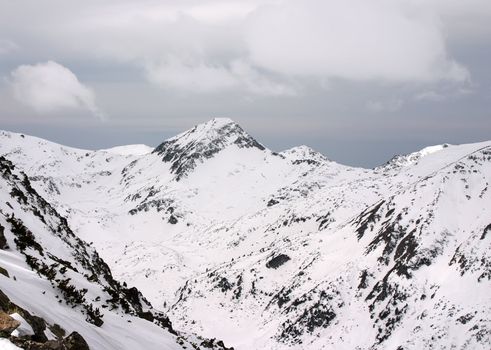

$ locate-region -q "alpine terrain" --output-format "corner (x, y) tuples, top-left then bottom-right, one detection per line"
(0, 118), (490, 349)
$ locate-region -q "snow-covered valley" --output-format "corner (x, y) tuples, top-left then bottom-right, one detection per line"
(1, 118), (490, 349)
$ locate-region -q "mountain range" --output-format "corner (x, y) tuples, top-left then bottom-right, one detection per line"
(0, 118), (490, 349)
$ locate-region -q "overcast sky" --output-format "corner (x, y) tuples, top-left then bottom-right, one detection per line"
(1, 0), (490, 167)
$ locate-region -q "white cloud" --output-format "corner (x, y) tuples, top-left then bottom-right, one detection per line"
(83, 0), (471, 87)
(9, 61), (104, 119)
(245, 0), (470, 83)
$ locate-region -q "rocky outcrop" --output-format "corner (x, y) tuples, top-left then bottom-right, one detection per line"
(0, 311), (20, 337)
(0, 266), (9, 278)
(0, 290), (47, 342)
(10, 331), (90, 350)
(0, 288), (91, 349)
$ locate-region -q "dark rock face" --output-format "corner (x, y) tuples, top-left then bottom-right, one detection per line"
(200, 337), (235, 350)
(0, 223), (8, 249)
(217, 277), (233, 292)
(168, 215), (178, 224)
(353, 201), (427, 343)
(0, 290), (10, 312)
(10, 331), (90, 350)
(0, 266), (9, 278)
(481, 223), (491, 240)
(358, 269), (372, 290)
(153, 119), (266, 181)
(266, 254), (291, 269)
(7, 216), (44, 256)
(353, 200), (385, 240)
(127, 195), (182, 223)
(278, 285), (342, 344)
(62, 331), (90, 350)
(48, 324), (65, 339)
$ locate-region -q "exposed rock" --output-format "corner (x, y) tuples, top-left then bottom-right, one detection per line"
(10, 331), (90, 350)
(0, 266), (9, 278)
(266, 254), (291, 269)
(0, 311), (20, 337)
(0, 290), (47, 342)
(0, 223), (8, 249)
(168, 215), (178, 225)
(18, 312), (47, 342)
(481, 223), (491, 240)
(48, 324), (65, 339)
(63, 331), (90, 350)
(0, 290), (88, 348)
(0, 290), (10, 312)
(200, 337), (235, 350)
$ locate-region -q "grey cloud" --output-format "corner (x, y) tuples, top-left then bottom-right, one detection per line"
(0, 39), (18, 55)
(366, 99), (404, 113)
(0, 0), (480, 93)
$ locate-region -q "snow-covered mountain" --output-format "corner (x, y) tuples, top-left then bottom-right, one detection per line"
(0, 119), (490, 349)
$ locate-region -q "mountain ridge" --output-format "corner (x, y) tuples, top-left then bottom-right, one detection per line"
(1, 124), (481, 173)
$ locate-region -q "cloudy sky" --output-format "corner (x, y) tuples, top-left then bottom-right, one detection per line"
(1, 0), (490, 167)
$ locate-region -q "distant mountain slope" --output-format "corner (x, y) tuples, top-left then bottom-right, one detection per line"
(1, 120), (490, 349)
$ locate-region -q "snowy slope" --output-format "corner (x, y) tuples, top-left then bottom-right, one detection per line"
(0, 156), (233, 349)
(1, 119), (490, 349)
(101, 144), (153, 156)
(0, 156), (179, 349)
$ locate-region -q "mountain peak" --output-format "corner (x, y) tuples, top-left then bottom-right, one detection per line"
(202, 117), (235, 128)
(378, 143), (451, 170)
(160, 118), (243, 145)
(153, 118), (266, 180)
(281, 145), (330, 165)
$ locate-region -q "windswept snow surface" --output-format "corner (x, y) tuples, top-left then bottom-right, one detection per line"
(1, 119), (490, 349)
(101, 144), (153, 156)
